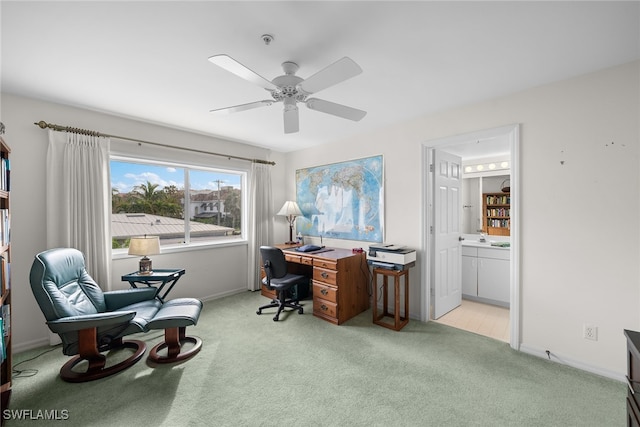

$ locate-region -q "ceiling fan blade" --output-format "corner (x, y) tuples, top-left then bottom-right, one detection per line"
(208, 54), (277, 91)
(297, 57), (363, 95)
(283, 99), (299, 134)
(305, 98), (367, 121)
(210, 100), (274, 114)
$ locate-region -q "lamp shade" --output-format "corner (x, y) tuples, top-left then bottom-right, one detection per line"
(128, 236), (161, 256)
(277, 201), (302, 217)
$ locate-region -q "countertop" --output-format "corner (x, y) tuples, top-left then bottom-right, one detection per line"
(461, 240), (510, 250)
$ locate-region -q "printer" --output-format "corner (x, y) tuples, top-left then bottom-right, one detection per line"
(366, 244), (416, 270)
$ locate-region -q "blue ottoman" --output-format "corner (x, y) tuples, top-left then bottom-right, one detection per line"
(146, 298), (203, 364)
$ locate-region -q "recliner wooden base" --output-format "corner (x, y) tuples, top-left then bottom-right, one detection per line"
(60, 331), (146, 383)
(148, 326), (202, 364)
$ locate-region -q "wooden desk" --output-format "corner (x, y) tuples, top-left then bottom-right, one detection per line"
(261, 247), (369, 325)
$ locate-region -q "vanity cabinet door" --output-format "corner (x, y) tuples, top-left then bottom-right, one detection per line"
(477, 257), (510, 303)
(461, 255), (478, 296)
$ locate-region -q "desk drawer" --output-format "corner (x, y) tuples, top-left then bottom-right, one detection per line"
(313, 258), (338, 270)
(313, 267), (337, 285)
(300, 256), (313, 266)
(261, 284), (276, 300)
(285, 254), (302, 263)
(314, 298), (337, 319)
(313, 281), (338, 303)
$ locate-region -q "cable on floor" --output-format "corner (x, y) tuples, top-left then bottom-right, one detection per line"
(12, 345), (60, 378)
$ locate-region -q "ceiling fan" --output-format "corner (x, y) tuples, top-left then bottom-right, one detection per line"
(208, 54), (367, 134)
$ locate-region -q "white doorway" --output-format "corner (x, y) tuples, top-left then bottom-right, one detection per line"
(421, 124), (520, 350)
(432, 149), (463, 318)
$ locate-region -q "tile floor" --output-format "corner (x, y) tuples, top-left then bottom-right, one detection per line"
(435, 299), (510, 343)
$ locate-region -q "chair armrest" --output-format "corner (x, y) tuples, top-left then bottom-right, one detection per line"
(46, 311), (136, 334)
(103, 288), (157, 311)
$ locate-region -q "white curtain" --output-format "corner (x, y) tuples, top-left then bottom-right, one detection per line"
(247, 162), (273, 291)
(46, 130), (112, 289)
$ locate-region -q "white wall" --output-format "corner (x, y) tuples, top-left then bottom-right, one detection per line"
(285, 61), (640, 379)
(0, 93), (287, 351)
(3, 60), (638, 379)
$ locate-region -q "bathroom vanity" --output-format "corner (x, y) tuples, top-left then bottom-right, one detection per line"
(461, 240), (510, 307)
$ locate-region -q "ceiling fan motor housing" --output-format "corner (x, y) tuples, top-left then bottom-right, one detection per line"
(271, 64), (306, 102)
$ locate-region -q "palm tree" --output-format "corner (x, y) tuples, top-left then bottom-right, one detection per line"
(133, 181), (161, 201)
(109, 181), (181, 218)
(129, 181), (161, 214)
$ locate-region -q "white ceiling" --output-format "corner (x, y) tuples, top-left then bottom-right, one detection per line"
(2, 1), (639, 154)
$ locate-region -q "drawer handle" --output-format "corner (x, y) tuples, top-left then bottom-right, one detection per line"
(321, 289), (328, 296)
(320, 304), (328, 311)
(321, 272), (329, 279)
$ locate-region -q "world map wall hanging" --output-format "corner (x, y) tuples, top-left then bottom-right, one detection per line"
(295, 155), (383, 243)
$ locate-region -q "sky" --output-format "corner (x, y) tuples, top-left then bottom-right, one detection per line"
(110, 160), (242, 194)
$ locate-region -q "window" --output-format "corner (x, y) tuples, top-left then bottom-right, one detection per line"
(111, 157), (246, 250)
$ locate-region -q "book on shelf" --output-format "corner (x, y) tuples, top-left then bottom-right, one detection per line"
(0, 255), (8, 293)
(0, 256), (4, 295)
(0, 157), (8, 192)
(1, 209), (9, 247)
(486, 208), (510, 218)
(0, 317), (5, 362)
(488, 219), (510, 228)
(485, 194), (510, 205)
(1, 304), (8, 338)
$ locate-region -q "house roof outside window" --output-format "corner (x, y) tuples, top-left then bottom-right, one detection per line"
(112, 213), (234, 240)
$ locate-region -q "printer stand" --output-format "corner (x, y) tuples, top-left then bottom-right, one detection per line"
(372, 268), (409, 331)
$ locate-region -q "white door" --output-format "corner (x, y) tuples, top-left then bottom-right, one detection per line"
(432, 149), (462, 319)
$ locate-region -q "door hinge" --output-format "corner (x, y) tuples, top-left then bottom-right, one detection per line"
(430, 164), (434, 172)
(430, 225), (433, 234)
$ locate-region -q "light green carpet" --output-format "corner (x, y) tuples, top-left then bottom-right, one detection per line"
(6, 291), (624, 426)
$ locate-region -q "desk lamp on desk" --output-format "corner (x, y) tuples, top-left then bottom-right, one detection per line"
(277, 201), (303, 244)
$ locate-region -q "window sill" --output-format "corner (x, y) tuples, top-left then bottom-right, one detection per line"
(112, 238), (248, 260)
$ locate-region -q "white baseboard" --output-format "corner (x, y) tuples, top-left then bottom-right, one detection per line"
(49, 332), (61, 346)
(200, 287), (247, 303)
(13, 337), (51, 354)
(519, 343), (624, 383)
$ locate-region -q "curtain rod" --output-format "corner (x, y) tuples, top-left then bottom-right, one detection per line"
(34, 120), (275, 166)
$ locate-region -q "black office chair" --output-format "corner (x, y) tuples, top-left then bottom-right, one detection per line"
(257, 246), (306, 321)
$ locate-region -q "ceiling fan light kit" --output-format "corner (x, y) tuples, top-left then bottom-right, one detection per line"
(208, 54), (366, 134)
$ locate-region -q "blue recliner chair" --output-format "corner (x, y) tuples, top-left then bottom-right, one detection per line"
(29, 248), (203, 382)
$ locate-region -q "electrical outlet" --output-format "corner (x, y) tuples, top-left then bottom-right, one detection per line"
(583, 324), (598, 341)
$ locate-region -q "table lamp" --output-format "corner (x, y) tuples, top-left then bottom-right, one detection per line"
(277, 201), (302, 244)
(128, 235), (160, 275)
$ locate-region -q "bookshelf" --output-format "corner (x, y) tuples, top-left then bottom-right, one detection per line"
(483, 192), (510, 236)
(0, 136), (10, 416)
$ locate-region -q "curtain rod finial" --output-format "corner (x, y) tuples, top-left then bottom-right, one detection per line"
(35, 121), (49, 129)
